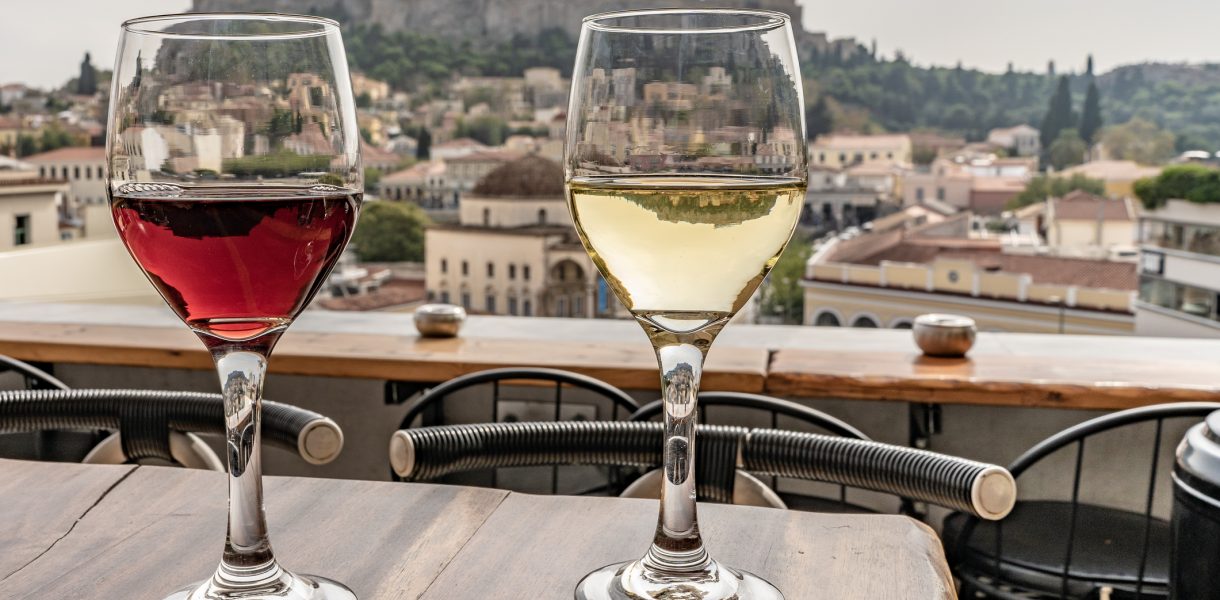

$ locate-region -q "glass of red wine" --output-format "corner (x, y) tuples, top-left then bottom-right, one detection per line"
(106, 14), (361, 600)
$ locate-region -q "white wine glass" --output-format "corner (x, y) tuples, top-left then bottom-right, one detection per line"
(565, 9), (807, 600)
(107, 13), (361, 600)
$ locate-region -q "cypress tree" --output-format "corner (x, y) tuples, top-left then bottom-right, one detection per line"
(1040, 75), (1075, 150)
(1086, 54), (1095, 77)
(1079, 80), (1103, 144)
(806, 95), (833, 140)
(416, 127), (432, 160)
(77, 53), (97, 96)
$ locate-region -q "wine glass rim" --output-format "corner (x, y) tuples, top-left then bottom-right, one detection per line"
(582, 8), (789, 34)
(121, 12), (340, 40)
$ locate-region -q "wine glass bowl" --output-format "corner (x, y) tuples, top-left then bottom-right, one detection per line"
(565, 8), (807, 600)
(106, 13), (361, 600)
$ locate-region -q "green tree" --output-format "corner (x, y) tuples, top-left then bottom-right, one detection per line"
(1134, 164), (1220, 209)
(415, 127), (432, 160)
(356, 91), (372, 109)
(1079, 81), (1103, 144)
(759, 234), (812, 324)
(454, 115), (509, 146)
(350, 200), (430, 262)
(77, 52), (97, 96)
(1048, 129), (1087, 170)
(363, 167), (383, 193)
(1040, 76), (1076, 151)
(38, 127), (74, 153)
(805, 95), (833, 140)
(1101, 117), (1177, 164)
(1009, 173), (1106, 209)
(15, 135), (37, 157)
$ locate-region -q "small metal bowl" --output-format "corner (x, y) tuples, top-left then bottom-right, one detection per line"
(413, 304), (466, 338)
(913, 314), (976, 358)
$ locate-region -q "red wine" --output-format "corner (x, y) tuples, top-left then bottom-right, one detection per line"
(112, 184), (360, 343)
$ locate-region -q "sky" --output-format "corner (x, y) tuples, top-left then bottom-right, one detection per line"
(3, 0), (1220, 89)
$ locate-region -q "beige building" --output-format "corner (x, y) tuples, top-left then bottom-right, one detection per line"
(803, 215), (1136, 334)
(986, 124), (1041, 157)
(0, 172), (65, 250)
(902, 154), (1033, 215)
(425, 155), (611, 318)
(1061, 160), (1162, 199)
(810, 134), (912, 169)
(1136, 199), (1220, 338)
(24, 146), (106, 207)
(350, 73), (391, 103)
(446, 149), (525, 192)
(1046, 190), (1137, 251)
(379, 160), (456, 209)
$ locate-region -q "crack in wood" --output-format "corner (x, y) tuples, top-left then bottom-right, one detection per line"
(0, 465), (140, 583)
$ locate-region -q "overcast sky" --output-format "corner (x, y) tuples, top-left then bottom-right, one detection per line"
(3, 0), (1220, 89)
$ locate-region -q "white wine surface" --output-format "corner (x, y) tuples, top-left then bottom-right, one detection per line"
(568, 175), (804, 332)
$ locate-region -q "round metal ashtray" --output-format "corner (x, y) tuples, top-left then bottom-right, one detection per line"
(413, 304), (467, 338)
(912, 314), (976, 357)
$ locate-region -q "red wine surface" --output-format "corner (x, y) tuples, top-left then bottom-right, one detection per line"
(112, 184), (360, 342)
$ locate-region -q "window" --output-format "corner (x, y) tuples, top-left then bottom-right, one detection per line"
(441, 290), (450, 304)
(915, 188), (925, 202)
(838, 153), (846, 163)
(818, 152), (825, 163)
(38, 166), (45, 178)
(936, 187), (945, 201)
(13, 214), (29, 246)
(486, 294), (496, 313)
(508, 296), (519, 315)
(556, 297), (567, 317)
(870, 152), (878, 160)
(814, 311), (840, 326)
(461, 261), (469, 276)
(487, 262), (494, 278)
(523, 265), (531, 281)
(440, 258), (448, 274)
(523, 299), (532, 316)
(538, 208), (547, 225)
(851, 315), (879, 328)
(482, 207), (490, 226)
(73, 166), (80, 179)
(84, 166), (91, 179)
(460, 292), (471, 308)
(573, 295), (585, 318)
(508, 264), (516, 280)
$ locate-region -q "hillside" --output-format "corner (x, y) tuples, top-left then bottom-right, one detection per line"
(189, 1), (1220, 149)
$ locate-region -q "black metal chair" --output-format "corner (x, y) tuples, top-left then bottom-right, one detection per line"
(389, 421), (1017, 521)
(943, 402), (1220, 600)
(631, 392), (883, 512)
(0, 388), (345, 468)
(392, 367), (641, 492)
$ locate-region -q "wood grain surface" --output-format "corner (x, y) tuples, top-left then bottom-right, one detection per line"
(0, 458), (955, 599)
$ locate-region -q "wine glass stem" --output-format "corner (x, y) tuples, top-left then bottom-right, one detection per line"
(212, 347), (282, 589)
(644, 342), (711, 573)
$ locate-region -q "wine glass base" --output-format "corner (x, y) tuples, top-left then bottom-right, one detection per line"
(162, 571), (356, 600)
(575, 558), (783, 600)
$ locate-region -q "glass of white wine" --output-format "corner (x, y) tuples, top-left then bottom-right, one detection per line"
(565, 9), (807, 600)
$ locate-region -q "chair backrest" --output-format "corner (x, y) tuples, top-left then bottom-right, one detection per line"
(632, 392), (878, 512)
(0, 356), (68, 391)
(0, 388), (344, 468)
(394, 368), (640, 491)
(390, 421), (1016, 520)
(954, 402), (1220, 599)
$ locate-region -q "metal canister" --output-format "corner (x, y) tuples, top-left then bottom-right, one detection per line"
(1171, 410), (1220, 599)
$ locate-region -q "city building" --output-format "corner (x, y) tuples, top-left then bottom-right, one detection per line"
(804, 162), (904, 228)
(23, 146), (105, 208)
(810, 134), (912, 169)
(986, 124), (1041, 157)
(379, 160), (456, 211)
(446, 149), (526, 193)
(1136, 199), (1220, 338)
(424, 155), (613, 318)
(1061, 160), (1163, 198)
(0, 169), (68, 250)
(431, 137), (490, 161)
(350, 73), (391, 103)
(902, 153), (1034, 215)
(1045, 190), (1137, 253)
(803, 214), (1136, 334)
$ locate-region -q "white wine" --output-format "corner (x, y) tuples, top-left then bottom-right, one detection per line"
(568, 175), (804, 335)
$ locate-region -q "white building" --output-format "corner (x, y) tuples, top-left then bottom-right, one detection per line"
(0, 171), (66, 250)
(1136, 199), (1220, 337)
(24, 146), (106, 207)
(987, 125), (1041, 157)
(425, 155), (613, 318)
(1046, 191), (1137, 253)
(810, 134), (912, 169)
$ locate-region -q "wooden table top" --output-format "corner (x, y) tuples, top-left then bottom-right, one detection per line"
(0, 458), (956, 599)
(2, 302), (1220, 410)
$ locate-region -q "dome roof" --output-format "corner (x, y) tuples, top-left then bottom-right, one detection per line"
(472, 154), (565, 197)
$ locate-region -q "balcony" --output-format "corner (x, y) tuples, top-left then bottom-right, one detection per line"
(0, 300), (1215, 527)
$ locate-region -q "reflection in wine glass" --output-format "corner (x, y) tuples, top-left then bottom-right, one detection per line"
(107, 14), (361, 600)
(565, 9), (808, 600)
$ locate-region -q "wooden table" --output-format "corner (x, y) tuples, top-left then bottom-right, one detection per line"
(0, 458), (956, 599)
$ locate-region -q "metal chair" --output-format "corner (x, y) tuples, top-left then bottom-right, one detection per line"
(392, 368), (641, 492)
(0, 388), (345, 469)
(389, 420), (1017, 522)
(631, 392), (881, 511)
(943, 402), (1220, 600)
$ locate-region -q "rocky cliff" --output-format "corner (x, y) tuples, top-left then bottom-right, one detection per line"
(190, 0), (823, 46)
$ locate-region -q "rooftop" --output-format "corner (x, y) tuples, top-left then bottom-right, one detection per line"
(446, 149), (527, 164)
(1062, 160), (1163, 181)
(1050, 190), (1136, 221)
(434, 137), (489, 150)
(471, 155), (564, 197)
(21, 146), (105, 163)
(811, 133), (911, 149)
